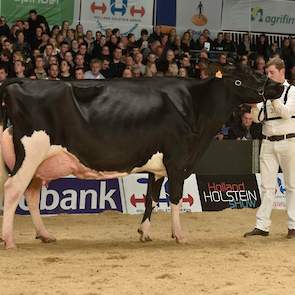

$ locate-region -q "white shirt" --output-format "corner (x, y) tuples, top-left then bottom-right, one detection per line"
(84, 71), (105, 80)
(251, 80), (295, 136)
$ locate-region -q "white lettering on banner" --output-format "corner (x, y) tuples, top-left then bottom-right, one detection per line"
(80, 189), (97, 210)
(42, 189), (60, 210)
(203, 190), (258, 203)
(18, 182), (118, 212)
(99, 182), (116, 209)
(14, 0), (59, 5)
(60, 189), (77, 210)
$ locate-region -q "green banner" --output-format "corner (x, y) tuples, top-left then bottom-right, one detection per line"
(0, 0), (75, 26)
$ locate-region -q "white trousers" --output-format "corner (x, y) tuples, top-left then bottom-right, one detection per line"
(256, 138), (295, 231)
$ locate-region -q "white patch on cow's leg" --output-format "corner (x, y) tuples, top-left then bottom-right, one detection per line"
(138, 219), (152, 242)
(2, 131), (50, 249)
(25, 178), (56, 244)
(0, 125), (9, 212)
(171, 200), (186, 244)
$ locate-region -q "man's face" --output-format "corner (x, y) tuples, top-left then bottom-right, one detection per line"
(75, 70), (84, 80)
(75, 55), (84, 66)
(14, 61), (24, 74)
(30, 12), (37, 21)
(0, 69), (7, 82)
(102, 60), (110, 70)
(91, 62), (101, 74)
(241, 113), (253, 128)
(35, 58), (44, 68)
(114, 49), (122, 60)
(49, 65), (59, 78)
(266, 65), (285, 83)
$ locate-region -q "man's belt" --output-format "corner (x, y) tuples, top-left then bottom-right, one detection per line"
(262, 133), (295, 141)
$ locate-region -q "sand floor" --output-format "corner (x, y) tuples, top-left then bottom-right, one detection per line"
(0, 209), (295, 295)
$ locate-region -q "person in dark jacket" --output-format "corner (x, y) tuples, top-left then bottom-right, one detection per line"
(0, 17), (10, 38)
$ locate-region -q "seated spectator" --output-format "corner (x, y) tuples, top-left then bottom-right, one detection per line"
(60, 60), (72, 80)
(13, 30), (31, 59)
(144, 63), (157, 77)
(109, 47), (125, 77)
(133, 52), (145, 76)
(38, 32), (50, 53)
(178, 67), (188, 78)
(13, 60), (26, 78)
(256, 34), (268, 59)
(222, 33), (236, 53)
(228, 111), (262, 140)
(122, 68), (133, 78)
(84, 59), (105, 79)
(0, 16), (10, 38)
(75, 67), (85, 80)
(31, 26), (43, 50)
(194, 34), (206, 50)
(0, 65), (8, 84)
(0, 49), (12, 75)
(239, 54), (249, 66)
(30, 55), (47, 79)
(74, 53), (86, 70)
(84, 30), (94, 54)
(213, 32), (224, 51)
(100, 58), (111, 78)
(217, 52), (228, 71)
(179, 54), (195, 77)
(148, 25), (162, 43)
(267, 42), (281, 59)
(47, 63), (59, 80)
(166, 63), (178, 77)
(124, 55), (134, 70)
(181, 31), (194, 52)
(254, 56), (266, 75)
(237, 33), (255, 56)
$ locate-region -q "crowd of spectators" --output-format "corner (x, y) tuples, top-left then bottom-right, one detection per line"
(0, 10), (294, 140)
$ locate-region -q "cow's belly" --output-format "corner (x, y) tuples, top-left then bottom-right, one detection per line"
(1, 129), (167, 183)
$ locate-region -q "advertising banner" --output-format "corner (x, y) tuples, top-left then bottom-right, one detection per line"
(222, 0), (295, 34)
(80, 0), (154, 36)
(197, 174), (261, 211)
(256, 173), (286, 210)
(16, 177), (125, 215)
(176, 0), (223, 35)
(0, 0), (78, 26)
(123, 174), (202, 214)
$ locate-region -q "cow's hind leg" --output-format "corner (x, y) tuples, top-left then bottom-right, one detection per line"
(2, 131), (50, 249)
(25, 178), (56, 243)
(138, 173), (164, 242)
(166, 168), (185, 243)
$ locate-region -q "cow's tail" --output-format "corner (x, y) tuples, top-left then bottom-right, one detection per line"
(0, 125), (8, 212)
(0, 79), (22, 211)
(0, 78), (23, 128)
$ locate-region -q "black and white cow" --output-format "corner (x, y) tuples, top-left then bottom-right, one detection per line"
(0, 66), (283, 249)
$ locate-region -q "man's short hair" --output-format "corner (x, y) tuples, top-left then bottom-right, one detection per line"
(266, 57), (285, 70)
(90, 59), (102, 66)
(29, 9), (37, 14)
(0, 65), (8, 73)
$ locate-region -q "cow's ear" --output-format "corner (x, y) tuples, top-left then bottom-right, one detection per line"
(215, 70), (222, 78)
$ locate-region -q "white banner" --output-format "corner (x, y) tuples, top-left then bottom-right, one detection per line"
(256, 173), (286, 210)
(176, 0), (222, 36)
(222, 0), (295, 34)
(80, 0), (154, 37)
(123, 174), (202, 214)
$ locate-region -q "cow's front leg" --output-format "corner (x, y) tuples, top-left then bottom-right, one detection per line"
(25, 178), (56, 243)
(138, 173), (164, 242)
(2, 131), (50, 249)
(167, 170), (185, 243)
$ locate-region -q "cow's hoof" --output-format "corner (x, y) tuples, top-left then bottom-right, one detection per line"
(4, 242), (17, 250)
(138, 229), (152, 242)
(36, 235), (57, 243)
(171, 233), (187, 244)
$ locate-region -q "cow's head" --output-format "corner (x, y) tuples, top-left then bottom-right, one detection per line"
(223, 65), (284, 103)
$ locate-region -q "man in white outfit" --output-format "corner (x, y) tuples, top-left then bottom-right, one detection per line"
(244, 57), (295, 238)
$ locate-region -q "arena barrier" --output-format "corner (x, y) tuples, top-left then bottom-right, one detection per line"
(15, 172), (286, 215)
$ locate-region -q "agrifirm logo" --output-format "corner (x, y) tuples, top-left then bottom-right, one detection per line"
(251, 6), (295, 26)
(14, 0), (59, 5)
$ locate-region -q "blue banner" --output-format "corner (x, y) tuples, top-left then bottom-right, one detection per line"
(16, 178), (124, 215)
